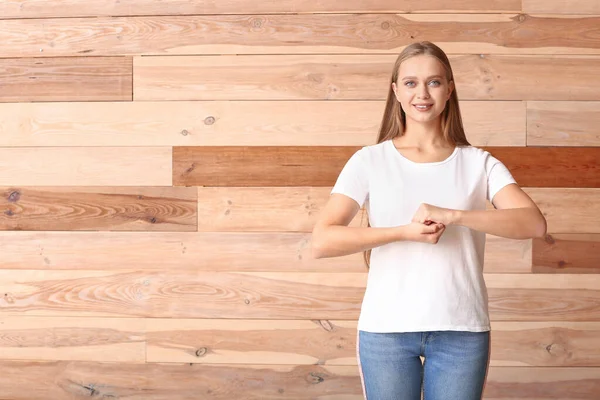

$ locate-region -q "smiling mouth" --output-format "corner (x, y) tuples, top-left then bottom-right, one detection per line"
(413, 104), (433, 111)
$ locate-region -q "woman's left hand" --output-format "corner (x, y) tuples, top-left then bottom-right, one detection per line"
(412, 203), (457, 226)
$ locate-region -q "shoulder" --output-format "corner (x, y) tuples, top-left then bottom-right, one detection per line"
(354, 140), (390, 162)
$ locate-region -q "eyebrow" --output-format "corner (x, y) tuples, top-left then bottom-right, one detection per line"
(401, 75), (443, 80)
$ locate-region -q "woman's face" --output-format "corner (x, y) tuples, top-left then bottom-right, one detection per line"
(392, 55), (454, 126)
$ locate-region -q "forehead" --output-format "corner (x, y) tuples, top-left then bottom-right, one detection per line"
(398, 55), (446, 78)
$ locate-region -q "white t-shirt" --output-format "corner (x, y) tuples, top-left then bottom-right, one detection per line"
(330, 139), (516, 333)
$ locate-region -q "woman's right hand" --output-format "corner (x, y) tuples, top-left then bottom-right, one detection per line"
(402, 221), (446, 244)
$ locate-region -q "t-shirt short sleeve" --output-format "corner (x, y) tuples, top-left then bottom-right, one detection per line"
(330, 148), (369, 208)
(485, 152), (517, 203)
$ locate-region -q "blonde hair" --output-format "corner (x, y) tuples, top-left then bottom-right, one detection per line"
(363, 41), (471, 268)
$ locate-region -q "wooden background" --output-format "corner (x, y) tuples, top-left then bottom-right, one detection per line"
(0, 1), (599, 399)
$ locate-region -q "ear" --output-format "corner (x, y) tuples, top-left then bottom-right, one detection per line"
(447, 80), (455, 100)
(391, 82), (400, 101)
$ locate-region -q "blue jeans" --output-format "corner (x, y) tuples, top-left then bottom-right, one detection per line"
(357, 330), (490, 400)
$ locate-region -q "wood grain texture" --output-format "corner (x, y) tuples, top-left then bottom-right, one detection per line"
(176, 146), (599, 188)
(3, 14), (600, 57)
(532, 234), (600, 273)
(485, 147), (600, 188)
(146, 319), (600, 367)
(0, 361), (598, 399)
(0, 0), (522, 18)
(1, 271), (599, 321)
(0, 361), (363, 399)
(0, 317), (144, 362)
(522, 0), (600, 14)
(0, 57), (132, 102)
(0, 187), (197, 231)
(526, 188), (600, 234)
(527, 101), (600, 146)
(135, 54), (600, 101)
(0, 100), (525, 147)
(0, 231), (528, 273)
(0, 147), (171, 186)
(196, 187), (599, 234)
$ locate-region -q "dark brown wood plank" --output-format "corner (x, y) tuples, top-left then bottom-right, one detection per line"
(0, 361), (599, 399)
(0, 0), (521, 18)
(0, 57), (132, 102)
(174, 146), (357, 187)
(485, 147), (600, 188)
(2, 15), (600, 58)
(533, 234), (600, 273)
(174, 146), (600, 188)
(0, 187), (197, 231)
(1, 271), (599, 321)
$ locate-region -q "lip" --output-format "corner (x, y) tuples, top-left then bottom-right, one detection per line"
(413, 104), (433, 111)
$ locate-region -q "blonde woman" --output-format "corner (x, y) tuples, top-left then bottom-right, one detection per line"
(311, 42), (547, 400)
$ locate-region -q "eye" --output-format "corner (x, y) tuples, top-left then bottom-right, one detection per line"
(429, 80), (441, 86)
(404, 81), (415, 87)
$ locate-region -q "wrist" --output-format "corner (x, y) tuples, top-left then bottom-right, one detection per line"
(449, 209), (463, 225)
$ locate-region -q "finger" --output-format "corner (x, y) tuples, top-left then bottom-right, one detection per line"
(423, 224), (439, 234)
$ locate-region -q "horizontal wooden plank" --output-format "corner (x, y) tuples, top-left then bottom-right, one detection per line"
(0, 231), (528, 273)
(522, 0), (600, 14)
(0, 361), (598, 399)
(0, 316), (144, 362)
(147, 319), (600, 367)
(135, 54), (600, 101)
(197, 187), (600, 234)
(0, 147), (171, 186)
(3, 14), (600, 58)
(0, 187), (196, 231)
(485, 147), (600, 188)
(0, 100), (525, 147)
(0, 57), (132, 103)
(527, 101), (600, 146)
(0, 1), (521, 19)
(1, 271), (599, 320)
(176, 146), (599, 187)
(526, 188), (600, 234)
(532, 234), (600, 273)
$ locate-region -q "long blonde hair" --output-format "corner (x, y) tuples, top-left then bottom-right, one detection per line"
(363, 41), (471, 268)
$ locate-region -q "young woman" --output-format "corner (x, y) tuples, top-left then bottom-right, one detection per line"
(311, 42), (547, 400)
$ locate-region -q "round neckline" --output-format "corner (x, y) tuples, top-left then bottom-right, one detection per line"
(386, 139), (459, 166)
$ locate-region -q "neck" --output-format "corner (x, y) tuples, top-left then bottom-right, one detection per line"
(397, 118), (448, 148)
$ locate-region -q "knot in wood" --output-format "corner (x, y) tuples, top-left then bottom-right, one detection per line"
(381, 21), (390, 30)
(7, 191), (20, 202)
(544, 234), (555, 245)
(195, 347), (208, 357)
(318, 320), (334, 332)
(204, 116), (215, 125)
(180, 129), (190, 136)
(307, 372), (325, 384)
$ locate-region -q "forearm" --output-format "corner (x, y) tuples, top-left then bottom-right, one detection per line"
(311, 225), (403, 259)
(451, 207), (547, 239)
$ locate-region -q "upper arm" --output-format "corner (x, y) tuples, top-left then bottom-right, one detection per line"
(313, 193), (362, 232)
(491, 183), (538, 210)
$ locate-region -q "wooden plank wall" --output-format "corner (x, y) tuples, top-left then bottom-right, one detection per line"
(0, 1), (599, 398)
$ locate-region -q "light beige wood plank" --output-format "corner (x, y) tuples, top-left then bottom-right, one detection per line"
(0, 100), (525, 147)
(0, 317), (144, 362)
(527, 101), (600, 146)
(525, 188), (600, 234)
(0, 360), (598, 399)
(0, 57), (132, 103)
(0, 231), (527, 273)
(0, 187), (196, 231)
(522, 0), (600, 14)
(200, 187), (599, 234)
(146, 319), (600, 367)
(0, 148), (171, 186)
(1, 270), (599, 320)
(0, 0), (521, 18)
(135, 54), (600, 101)
(3, 14), (600, 57)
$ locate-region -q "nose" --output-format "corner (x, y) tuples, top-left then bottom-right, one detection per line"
(417, 84), (430, 99)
